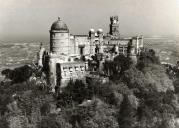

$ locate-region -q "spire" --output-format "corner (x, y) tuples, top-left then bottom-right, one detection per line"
(40, 42), (43, 49)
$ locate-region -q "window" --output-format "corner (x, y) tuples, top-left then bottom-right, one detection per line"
(69, 67), (73, 72)
(75, 66), (79, 71)
(81, 66), (85, 71)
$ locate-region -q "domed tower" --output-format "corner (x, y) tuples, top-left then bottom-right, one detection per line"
(89, 29), (95, 54)
(97, 29), (103, 39)
(50, 17), (70, 55)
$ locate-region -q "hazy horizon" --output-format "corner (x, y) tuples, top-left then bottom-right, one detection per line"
(0, 0), (179, 43)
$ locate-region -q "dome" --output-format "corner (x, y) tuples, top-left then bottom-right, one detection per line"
(97, 28), (103, 34)
(51, 17), (69, 32)
(89, 28), (95, 33)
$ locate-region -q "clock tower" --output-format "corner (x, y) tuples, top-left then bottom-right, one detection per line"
(109, 16), (120, 38)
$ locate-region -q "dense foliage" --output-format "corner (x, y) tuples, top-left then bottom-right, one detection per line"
(0, 48), (179, 128)
(1, 65), (33, 84)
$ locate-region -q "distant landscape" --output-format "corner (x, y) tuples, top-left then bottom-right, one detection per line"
(144, 36), (179, 65)
(0, 41), (48, 80)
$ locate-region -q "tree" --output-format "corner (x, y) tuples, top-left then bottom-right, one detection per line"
(113, 54), (133, 75)
(121, 66), (149, 94)
(0, 117), (9, 128)
(137, 48), (160, 70)
(37, 114), (72, 128)
(1, 65), (33, 84)
(57, 80), (88, 107)
(103, 54), (132, 79)
(118, 94), (137, 128)
(70, 98), (119, 128)
(143, 64), (174, 92)
(136, 89), (177, 128)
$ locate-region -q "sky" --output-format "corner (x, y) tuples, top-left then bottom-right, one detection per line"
(0, 0), (178, 42)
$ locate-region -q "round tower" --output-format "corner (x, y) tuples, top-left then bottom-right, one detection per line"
(89, 28), (95, 54)
(50, 17), (70, 55)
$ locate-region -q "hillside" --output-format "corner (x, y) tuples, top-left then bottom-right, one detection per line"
(0, 49), (179, 128)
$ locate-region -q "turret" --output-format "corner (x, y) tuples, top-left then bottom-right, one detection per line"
(89, 29), (95, 54)
(89, 28), (95, 39)
(37, 43), (45, 67)
(97, 29), (103, 39)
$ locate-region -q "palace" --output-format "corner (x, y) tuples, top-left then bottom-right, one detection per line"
(37, 16), (144, 91)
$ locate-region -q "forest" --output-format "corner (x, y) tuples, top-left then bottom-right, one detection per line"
(0, 48), (179, 128)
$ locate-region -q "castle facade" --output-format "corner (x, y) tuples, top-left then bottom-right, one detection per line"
(38, 16), (143, 91)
